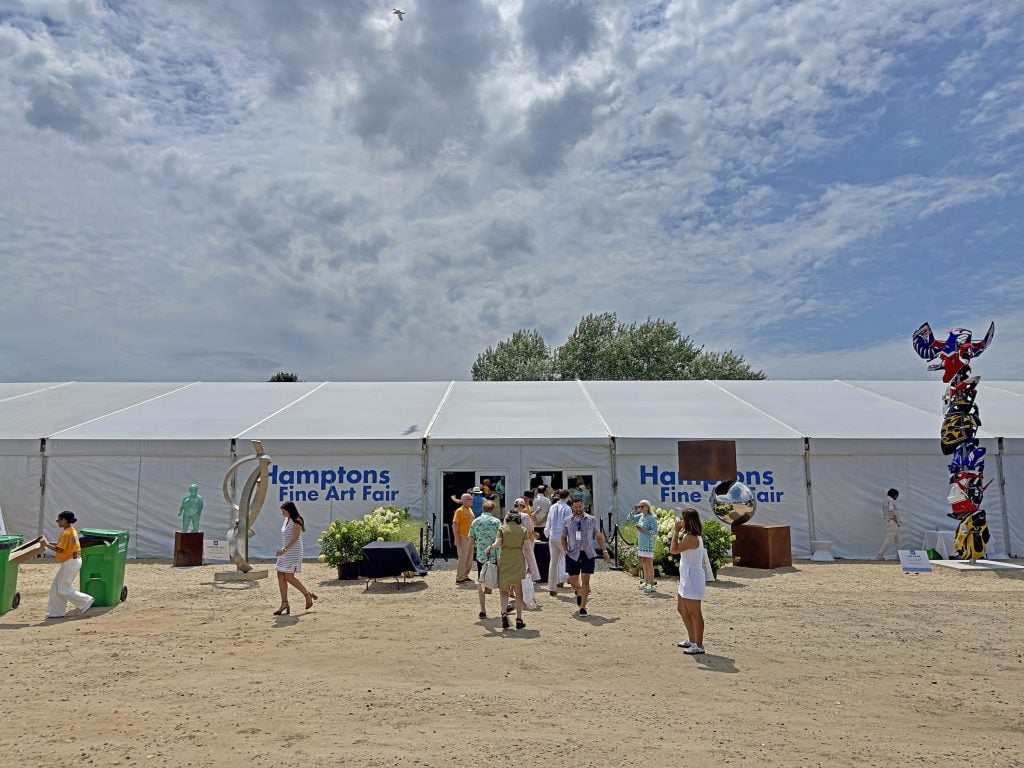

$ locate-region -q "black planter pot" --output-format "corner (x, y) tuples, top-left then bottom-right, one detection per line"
(337, 561), (362, 580)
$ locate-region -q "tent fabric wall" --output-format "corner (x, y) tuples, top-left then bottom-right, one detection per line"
(0, 455), (41, 536)
(2, 380), (1023, 559)
(808, 438), (1008, 560)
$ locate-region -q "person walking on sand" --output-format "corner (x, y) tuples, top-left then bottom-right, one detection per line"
(274, 502), (317, 615)
(42, 511), (93, 619)
(453, 493), (476, 583)
(486, 511), (528, 630)
(874, 488), (902, 560)
(544, 489), (572, 594)
(671, 508), (706, 654)
(469, 500), (502, 619)
(560, 497), (610, 616)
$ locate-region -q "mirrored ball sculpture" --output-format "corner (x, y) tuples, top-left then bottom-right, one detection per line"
(710, 480), (757, 525)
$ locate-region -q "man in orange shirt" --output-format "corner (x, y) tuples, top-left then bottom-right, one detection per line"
(41, 510), (94, 619)
(452, 493), (476, 583)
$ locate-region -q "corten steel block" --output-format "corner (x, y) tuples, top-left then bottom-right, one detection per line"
(732, 524), (792, 569)
(677, 440), (737, 481)
(173, 531), (204, 567)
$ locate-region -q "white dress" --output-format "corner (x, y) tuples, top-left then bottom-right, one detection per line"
(677, 535), (706, 601)
(276, 518), (303, 573)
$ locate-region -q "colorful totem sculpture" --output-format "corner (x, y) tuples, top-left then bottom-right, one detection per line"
(912, 322), (995, 560)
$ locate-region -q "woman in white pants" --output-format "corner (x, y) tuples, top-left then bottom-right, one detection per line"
(43, 511), (93, 619)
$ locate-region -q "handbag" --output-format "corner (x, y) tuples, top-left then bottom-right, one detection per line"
(520, 576), (535, 605)
(480, 561), (498, 589)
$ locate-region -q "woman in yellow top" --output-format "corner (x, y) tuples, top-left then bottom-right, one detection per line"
(42, 511), (94, 619)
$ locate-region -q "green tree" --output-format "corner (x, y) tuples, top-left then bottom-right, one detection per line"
(268, 371), (300, 382)
(471, 329), (554, 381)
(471, 313), (765, 381)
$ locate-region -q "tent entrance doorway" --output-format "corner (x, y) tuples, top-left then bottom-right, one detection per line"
(529, 470), (596, 515)
(440, 471), (508, 558)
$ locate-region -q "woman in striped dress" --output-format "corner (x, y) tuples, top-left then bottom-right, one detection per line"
(274, 502), (317, 615)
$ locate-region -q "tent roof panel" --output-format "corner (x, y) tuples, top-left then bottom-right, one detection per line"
(718, 380), (946, 439)
(581, 381), (801, 439)
(0, 382), (186, 439)
(237, 381), (450, 440)
(427, 381), (608, 440)
(852, 380), (1024, 438)
(0, 383), (67, 402)
(49, 382), (323, 441)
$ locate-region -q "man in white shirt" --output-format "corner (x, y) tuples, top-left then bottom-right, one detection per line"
(874, 488), (902, 560)
(544, 489), (572, 594)
(531, 485), (551, 534)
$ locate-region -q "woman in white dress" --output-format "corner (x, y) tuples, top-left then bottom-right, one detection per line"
(274, 502), (317, 615)
(670, 508), (706, 654)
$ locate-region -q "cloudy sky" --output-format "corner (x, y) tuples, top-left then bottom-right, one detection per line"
(1, 0), (1022, 382)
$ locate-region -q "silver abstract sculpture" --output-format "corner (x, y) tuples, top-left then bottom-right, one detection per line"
(221, 439), (271, 573)
(710, 480), (757, 525)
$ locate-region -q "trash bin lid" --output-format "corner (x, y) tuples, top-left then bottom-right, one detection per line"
(78, 528), (130, 548)
(0, 535), (24, 550)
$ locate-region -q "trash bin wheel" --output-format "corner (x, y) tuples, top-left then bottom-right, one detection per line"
(120, 586), (128, 602)
(12, 592), (20, 610)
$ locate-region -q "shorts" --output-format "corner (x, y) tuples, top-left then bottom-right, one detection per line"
(637, 550), (654, 559)
(565, 553), (595, 576)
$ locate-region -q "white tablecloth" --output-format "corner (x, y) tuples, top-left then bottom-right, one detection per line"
(922, 531), (956, 559)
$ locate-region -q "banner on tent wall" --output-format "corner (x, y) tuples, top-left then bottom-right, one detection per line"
(616, 455), (811, 556)
(269, 462), (404, 505)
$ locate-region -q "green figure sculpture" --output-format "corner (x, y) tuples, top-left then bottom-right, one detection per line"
(179, 484), (204, 533)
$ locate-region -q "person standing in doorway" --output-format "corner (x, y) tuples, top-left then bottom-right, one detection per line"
(532, 484), (551, 538)
(560, 497), (610, 616)
(453, 493), (476, 583)
(874, 488), (902, 560)
(544, 489), (572, 595)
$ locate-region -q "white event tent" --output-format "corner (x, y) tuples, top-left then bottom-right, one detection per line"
(0, 380), (1021, 560)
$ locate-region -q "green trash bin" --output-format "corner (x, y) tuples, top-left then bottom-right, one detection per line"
(0, 535), (25, 616)
(78, 528), (130, 607)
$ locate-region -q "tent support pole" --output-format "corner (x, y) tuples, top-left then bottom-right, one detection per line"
(37, 438), (48, 537)
(803, 438), (816, 548)
(996, 438), (1012, 557)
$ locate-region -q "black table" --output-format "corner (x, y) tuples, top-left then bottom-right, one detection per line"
(361, 541), (428, 588)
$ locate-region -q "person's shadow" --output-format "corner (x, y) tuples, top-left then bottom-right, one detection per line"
(690, 652), (738, 673)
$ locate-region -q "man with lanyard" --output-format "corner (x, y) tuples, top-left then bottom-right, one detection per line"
(544, 489), (572, 595)
(560, 497), (610, 616)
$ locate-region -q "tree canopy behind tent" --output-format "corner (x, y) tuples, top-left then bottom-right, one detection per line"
(472, 312), (765, 381)
(268, 371), (300, 382)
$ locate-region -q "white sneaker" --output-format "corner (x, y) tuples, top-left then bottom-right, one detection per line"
(677, 640), (693, 649)
(683, 644), (705, 655)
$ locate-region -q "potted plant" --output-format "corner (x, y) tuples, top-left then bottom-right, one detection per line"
(318, 506), (416, 579)
(701, 517), (737, 576)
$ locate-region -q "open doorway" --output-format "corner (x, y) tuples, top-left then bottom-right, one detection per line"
(441, 471), (474, 558)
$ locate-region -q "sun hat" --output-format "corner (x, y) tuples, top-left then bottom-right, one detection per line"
(471, 486), (483, 494)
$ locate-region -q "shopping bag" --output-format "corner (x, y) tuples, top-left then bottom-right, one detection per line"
(520, 576), (535, 605)
(480, 561), (498, 589)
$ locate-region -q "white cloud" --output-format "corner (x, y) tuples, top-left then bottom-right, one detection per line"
(0, 0), (1022, 382)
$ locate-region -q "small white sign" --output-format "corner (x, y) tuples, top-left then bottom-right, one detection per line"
(898, 549), (933, 573)
(203, 539), (229, 563)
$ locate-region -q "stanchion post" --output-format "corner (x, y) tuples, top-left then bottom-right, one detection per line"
(609, 524), (624, 571)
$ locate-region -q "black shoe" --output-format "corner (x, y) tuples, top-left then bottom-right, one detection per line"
(549, 590), (557, 596)
(501, 615), (510, 630)
(515, 618), (526, 629)
(579, 608), (588, 616)
(478, 611), (486, 619)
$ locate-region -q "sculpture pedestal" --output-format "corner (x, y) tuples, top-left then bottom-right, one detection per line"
(732, 524), (792, 569)
(173, 531), (204, 567)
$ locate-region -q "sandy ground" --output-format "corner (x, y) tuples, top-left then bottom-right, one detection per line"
(1, 556), (1022, 768)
